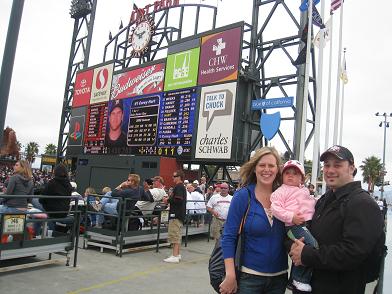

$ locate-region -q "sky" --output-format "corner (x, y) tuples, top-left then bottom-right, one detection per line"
(0, 0), (391, 185)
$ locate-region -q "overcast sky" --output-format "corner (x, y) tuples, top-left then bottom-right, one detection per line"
(0, 0), (391, 184)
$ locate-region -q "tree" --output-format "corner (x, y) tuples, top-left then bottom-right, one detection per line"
(44, 143), (57, 155)
(360, 156), (383, 193)
(25, 142), (39, 163)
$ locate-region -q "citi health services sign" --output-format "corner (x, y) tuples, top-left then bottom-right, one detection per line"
(198, 27), (242, 86)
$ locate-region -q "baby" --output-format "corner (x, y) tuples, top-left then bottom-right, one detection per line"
(271, 160), (317, 293)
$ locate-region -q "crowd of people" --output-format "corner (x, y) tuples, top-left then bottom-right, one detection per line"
(0, 144), (387, 294)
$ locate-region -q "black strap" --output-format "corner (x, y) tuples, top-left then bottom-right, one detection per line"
(238, 188), (251, 234)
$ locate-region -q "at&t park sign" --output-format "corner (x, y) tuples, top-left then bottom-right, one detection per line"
(130, 0), (180, 23)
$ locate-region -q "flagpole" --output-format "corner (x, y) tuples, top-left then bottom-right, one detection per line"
(299, 0), (313, 164)
(338, 48), (346, 145)
(321, 14), (333, 194)
(332, 2), (344, 144)
(311, 0), (325, 187)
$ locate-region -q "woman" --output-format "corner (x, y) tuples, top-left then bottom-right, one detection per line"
(0, 160), (34, 213)
(40, 163), (72, 218)
(220, 147), (288, 294)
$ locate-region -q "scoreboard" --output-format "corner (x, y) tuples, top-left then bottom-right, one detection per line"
(68, 23), (243, 161)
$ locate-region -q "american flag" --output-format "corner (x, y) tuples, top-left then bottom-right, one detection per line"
(331, 0), (343, 14)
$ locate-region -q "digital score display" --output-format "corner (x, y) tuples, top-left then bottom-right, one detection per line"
(84, 102), (108, 154)
(128, 95), (159, 146)
(157, 88), (197, 154)
(98, 88), (197, 158)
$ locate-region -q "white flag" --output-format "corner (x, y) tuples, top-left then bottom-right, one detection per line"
(313, 19), (331, 48)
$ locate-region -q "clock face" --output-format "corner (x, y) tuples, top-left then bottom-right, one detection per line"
(131, 20), (152, 54)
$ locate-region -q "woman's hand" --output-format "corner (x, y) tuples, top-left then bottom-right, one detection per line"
(292, 212), (305, 225)
(219, 274), (237, 294)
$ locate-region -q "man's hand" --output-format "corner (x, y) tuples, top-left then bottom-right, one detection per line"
(162, 196), (169, 204)
(289, 238), (305, 266)
(292, 212), (305, 225)
(116, 181), (128, 190)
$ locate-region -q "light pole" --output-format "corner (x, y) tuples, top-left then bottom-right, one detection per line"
(375, 112), (392, 199)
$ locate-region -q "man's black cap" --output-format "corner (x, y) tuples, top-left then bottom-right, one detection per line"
(110, 99), (123, 114)
(320, 145), (354, 164)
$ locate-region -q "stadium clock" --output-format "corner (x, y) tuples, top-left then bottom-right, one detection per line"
(129, 16), (155, 57)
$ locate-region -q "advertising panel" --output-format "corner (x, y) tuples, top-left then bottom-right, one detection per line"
(68, 115), (85, 146)
(198, 27), (242, 85)
(90, 63), (114, 105)
(83, 102), (108, 154)
(110, 63), (165, 100)
(164, 47), (200, 91)
(195, 82), (237, 159)
(73, 69), (93, 107)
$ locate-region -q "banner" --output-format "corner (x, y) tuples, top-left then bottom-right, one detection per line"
(164, 47), (200, 91)
(73, 69), (93, 107)
(198, 26), (242, 85)
(195, 82), (237, 159)
(90, 63), (114, 105)
(110, 63), (165, 100)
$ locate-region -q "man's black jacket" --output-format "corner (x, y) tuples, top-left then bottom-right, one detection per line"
(301, 181), (383, 294)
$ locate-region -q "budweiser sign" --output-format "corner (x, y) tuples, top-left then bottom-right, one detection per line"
(111, 63), (165, 100)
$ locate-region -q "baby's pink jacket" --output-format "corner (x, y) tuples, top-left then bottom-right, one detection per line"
(270, 184), (316, 226)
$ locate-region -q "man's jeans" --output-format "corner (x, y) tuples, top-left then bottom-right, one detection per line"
(238, 272), (288, 294)
(287, 225), (318, 284)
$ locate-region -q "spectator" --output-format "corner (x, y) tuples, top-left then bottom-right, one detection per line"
(0, 160), (34, 213)
(163, 170), (187, 263)
(136, 176), (167, 216)
(205, 186), (214, 202)
(112, 173), (147, 213)
(307, 183), (315, 196)
(289, 145), (383, 294)
(186, 183), (206, 226)
(270, 160), (317, 292)
(213, 184), (221, 195)
(39, 163), (72, 220)
(206, 182), (233, 240)
(199, 176), (207, 195)
(220, 147), (288, 294)
(70, 181), (81, 198)
(193, 180), (203, 194)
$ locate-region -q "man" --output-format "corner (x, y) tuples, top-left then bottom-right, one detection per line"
(136, 176), (167, 216)
(162, 170), (187, 263)
(198, 176), (207, 195)
(102, 174), (146, 216)
(105, 99), (127, 147)
(289, 145), (384, 294)
(206, 182), (233, 240)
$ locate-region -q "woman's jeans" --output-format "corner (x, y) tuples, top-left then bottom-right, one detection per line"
(287, 225), (318, 284)
(238, 272), (288, 294)
(0, 205), (23, 213)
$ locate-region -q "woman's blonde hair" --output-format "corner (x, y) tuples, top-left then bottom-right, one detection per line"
(16, 160), (32, 179)
(239, 146), (282, 190)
